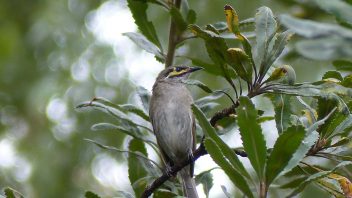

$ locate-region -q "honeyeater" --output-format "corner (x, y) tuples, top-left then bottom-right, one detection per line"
(149, 66), (202, 198)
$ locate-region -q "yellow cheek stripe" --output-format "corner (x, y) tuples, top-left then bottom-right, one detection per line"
(168, 69), (187, 77)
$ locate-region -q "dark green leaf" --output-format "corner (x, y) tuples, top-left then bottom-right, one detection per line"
(187, 9), (197, 24)
(192, 105), (253, 197)
(153, 190), (178, 198)
(288, 161), (352, 197)
(266, 125), (306, 185)
(127, 0), (162, 49)
(4, 188), (23, 198)
(204, 138), (254, 198)
(281, 131), (319, 175)
(227, 48), (253, 83)
(333, 60), (352, 71)
(128, 139), (149, 197)
(85, 191), (101, 198)
(182, 79), (212, 93)
(255, 6), (277, 69)
(322, 71), (343, 81)
(123, 32), (164, 61)
(187, 57), (235, 78)
(236, 96), (267, 180)
(280, 177), (307, 189)
(170, 7), (188, 31)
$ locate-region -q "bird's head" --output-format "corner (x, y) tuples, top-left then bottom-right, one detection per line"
(156, 66), (203, 82)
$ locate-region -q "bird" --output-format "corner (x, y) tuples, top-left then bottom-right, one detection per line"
(149, 65), (202, 198)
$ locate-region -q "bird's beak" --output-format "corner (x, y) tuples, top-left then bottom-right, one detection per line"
(188, 66), (203, 73)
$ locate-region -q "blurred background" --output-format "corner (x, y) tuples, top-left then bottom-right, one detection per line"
(0, 0), (337, 197)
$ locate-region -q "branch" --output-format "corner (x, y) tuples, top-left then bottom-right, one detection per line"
(165, 0), (182, 67)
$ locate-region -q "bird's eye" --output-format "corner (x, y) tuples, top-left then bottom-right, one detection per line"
(175, 67), (182, 72)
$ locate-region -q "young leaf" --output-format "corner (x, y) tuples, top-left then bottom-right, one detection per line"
(204, 138), (254, 198)
(128, 139), (149, 197)
(227, 48), (253, 83)
(266, 125), (306, 185)
(236, 96), (267, 180)
(123, 32), (164, 61)
(127, 0), (162, 50)
(255, 6), (277, 70)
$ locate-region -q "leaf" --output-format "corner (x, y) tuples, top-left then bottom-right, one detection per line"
(266, 125), (306, 185)
(315, 0), (352, 25)
(317, 178), (345, 198)
(186, 56), (235, 78)
(264, 32), (293, 74)
(117, 191), (135, 198)
(227, 48), (253, 83)
(255, 6), (277, 70)
(136, 86), (151, 113)
(328, 173), (352, 198)
(333, 60), (352, 71)
(187, 9), (197, 24)
(221, 185), (232, 198)
(281, 131), (319, 176)
(127, 0), (162, 49)
(4, 188), (23, 198)
(204, 138), (254, 198)
(322, 71), (343, 81)
(123, 32), (164, 61)
(280, 15), (352, 60)
(170, 7), (188, 31)
(195, 169), (215, 197)
(236, 96), (267, 180)
(269, 82), (352, 99)
(153, 190), (178, 198)
(85, 191), (101, 198)
(192, 105), (253, 198)
(288, 161), (352, 197)
(181, 79), (212, 93)
(267, 94), (293, 134)
(120, 104), (150, 121)
(128, 139), (149, 197)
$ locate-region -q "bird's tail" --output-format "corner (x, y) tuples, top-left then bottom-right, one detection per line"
(180, 167), (199, 198)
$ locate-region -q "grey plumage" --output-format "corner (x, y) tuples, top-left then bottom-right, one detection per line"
(149, 66), (201, 198)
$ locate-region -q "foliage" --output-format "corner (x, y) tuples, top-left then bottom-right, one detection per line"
(77, 1), (352, 198)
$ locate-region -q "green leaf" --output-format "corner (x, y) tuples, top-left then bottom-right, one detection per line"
(227, 48), (253, 83)
(315, 0), (352, 25)
(322, 71), (343, 81)
(265, 31), (293, 73)
(84, 191), (101, 198)
(127, 0), (162, 50)
(269, 82), (352, 99)
(281, 131), (319, 176)
(280, 15), (352, 60)
(4, 188), (23, 198)
(186, 56), (235, 78)
(288, 161), (352, 197)
(267, 94), (293, 134)
(333, 60), (352, 71)
(137, 86), (151, 112)
(236, 96), (267, 180)
(192, 104), (253, 197)
(195, 169), (215, 198)
(255, 6), (277, 70)
(120, 104), (150, 121)
(128, 138), (149, 197)
(204, 138), (254, 198)
(123, 32), (164, 61)
(182, 79), (212, 93)
(153, 190), (178, 198)
(187, 9), (197, 24)
(170, 7), (188, 31)
(266, 125), (306, 185)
